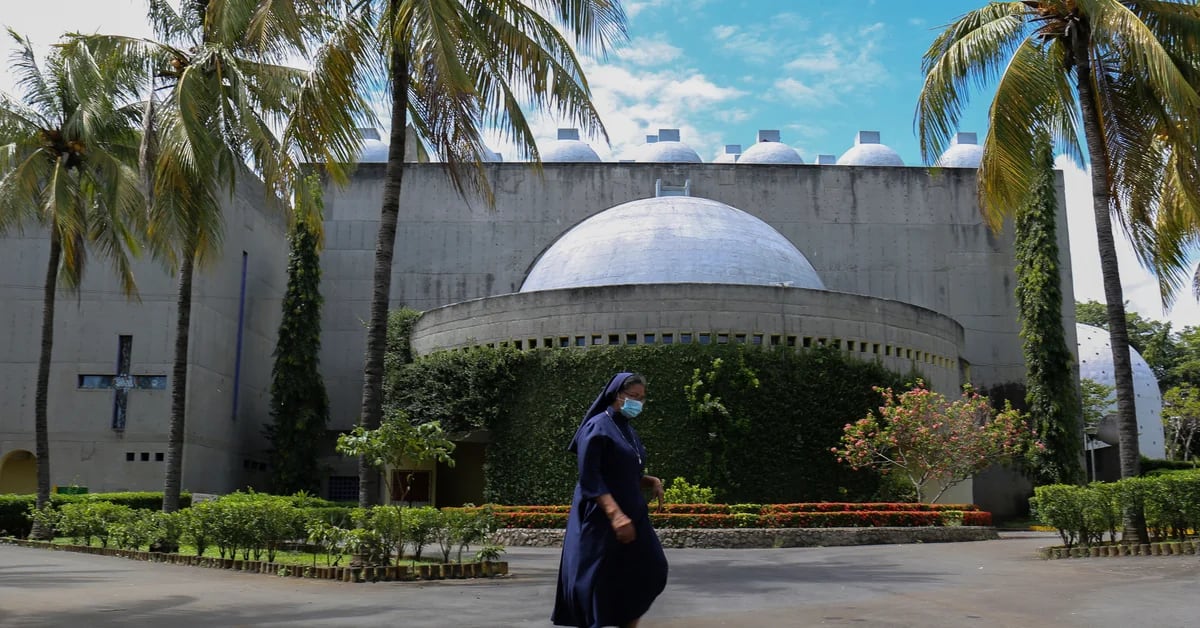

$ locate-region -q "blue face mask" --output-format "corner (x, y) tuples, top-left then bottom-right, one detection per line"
(619, 398), (644, 418)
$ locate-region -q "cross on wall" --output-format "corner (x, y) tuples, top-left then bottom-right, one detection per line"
(77, 335), (167, 430)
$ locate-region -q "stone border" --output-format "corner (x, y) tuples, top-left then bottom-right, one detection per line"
(1038, 539), (1200, 560)
(0, 538), (508, 582)
(491, 526), (998, 549)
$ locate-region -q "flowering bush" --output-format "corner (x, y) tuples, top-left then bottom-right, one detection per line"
(466, 502), (994, 529)
(832, 382), (1034, 503)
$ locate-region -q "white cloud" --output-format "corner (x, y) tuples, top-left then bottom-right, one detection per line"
(712, 25), (739, 40)
(773, 78), (821, 106)
(0, 0), (153, 96)
(1059, 156), (1200, 328)
(615, 35), (682, 66)
(774, 23), (890, 108)
(625, 0), (669, 19)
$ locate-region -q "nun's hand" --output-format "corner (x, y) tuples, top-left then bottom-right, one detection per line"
(611, 512), (636, 544)
(650, 477), (665, 512)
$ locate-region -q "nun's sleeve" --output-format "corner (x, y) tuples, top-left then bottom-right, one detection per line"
(576, 425), (610, 500)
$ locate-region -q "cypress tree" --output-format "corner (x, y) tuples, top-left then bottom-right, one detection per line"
(266, 204), (329, 495)
(1014, 143), (1083, 484)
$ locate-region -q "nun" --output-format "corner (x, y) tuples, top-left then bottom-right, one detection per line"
(552, 372), (669, 628)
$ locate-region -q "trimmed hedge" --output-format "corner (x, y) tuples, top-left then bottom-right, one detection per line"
(1033, 472), (1200, 548)
(390, 344), (915, 504)
(0, 492), (193, 538)
(449, 503), (993, 529)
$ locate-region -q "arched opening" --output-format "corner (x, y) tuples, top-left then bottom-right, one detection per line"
(0, 450), (37, 494)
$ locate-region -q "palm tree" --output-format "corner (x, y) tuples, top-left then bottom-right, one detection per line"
(0, 31), (144, 534)
(67, 0), (371, 512)
(319, 0), (626, 508)
(917, 0), (1200, 543)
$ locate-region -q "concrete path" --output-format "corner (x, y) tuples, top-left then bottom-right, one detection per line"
(1, 533), (1198, 627)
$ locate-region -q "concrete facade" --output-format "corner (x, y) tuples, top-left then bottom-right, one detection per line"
(0, 178), (288, 494)
(410, 284), (966, 394)
(319, 163), (1077, 432)
(0, 156), (1077, 513)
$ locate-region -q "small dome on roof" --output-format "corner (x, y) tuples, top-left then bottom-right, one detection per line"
(356, 127), (389, 162)
(542, 129), (601, 162)
(937, 132), (984, 168)
(837, 131), (904, 166)
(634, 129), (702, 163)
(521, 196), (824, 292)
(738, 130), (803, 165)
(713, 144), (741, 164)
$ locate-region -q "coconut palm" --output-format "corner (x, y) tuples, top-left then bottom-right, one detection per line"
(0, 31), (144, 534)
(316, 0), (626, 508)
(66, 0), (371, 512)
(917, 0), (1200, 543)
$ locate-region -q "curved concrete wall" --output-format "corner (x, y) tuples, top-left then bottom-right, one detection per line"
(411, 284), (965, 393)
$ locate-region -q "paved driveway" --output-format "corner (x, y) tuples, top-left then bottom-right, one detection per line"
(1, 533), (1198, 627)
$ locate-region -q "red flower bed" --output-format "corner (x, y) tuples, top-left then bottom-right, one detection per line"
(471, 502), (991, 529)
(760, 503), (980, 514)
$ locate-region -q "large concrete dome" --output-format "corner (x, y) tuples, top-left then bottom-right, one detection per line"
(521, 196), (825, 292)
(738, 141), (804, 164)
(1076, 323), (1167, 459)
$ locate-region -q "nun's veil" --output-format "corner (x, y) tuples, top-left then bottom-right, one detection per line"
(567, 372), (633, 453)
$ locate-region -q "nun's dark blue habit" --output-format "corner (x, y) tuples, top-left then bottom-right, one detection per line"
(552, 372), (669, 628)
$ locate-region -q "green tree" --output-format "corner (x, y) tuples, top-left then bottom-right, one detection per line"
(1015, 142), (1082, 484)
(326, 0), (626, 508)
(919, 1), (1200, 542)
(0, 32), (143, 535)
(1161, 385), (1200, 461)
(68, 0), (370, 512)
(335, 410), (456, 502)
(265, 177), (329, 494)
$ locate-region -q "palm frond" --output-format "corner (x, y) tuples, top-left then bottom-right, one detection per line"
(916, 2), (1028, 163)
(6, 29), (61, 122)
(517, 0), (627, 56)
(977, 38), (1065, 229)
(1082, 0), (1200, 120)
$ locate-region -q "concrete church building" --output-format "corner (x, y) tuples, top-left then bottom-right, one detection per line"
(0, 126), (1077, 516)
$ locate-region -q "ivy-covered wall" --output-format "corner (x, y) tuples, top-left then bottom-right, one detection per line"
(388, 344), (915, 505)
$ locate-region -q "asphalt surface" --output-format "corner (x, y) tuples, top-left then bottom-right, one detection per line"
(1, 532), (1198, 627)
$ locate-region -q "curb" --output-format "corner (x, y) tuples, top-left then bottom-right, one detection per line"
(1038, 539), (1200, 559)
(0, 537), (508, 582)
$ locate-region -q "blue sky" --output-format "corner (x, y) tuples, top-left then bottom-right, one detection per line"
(596, 0), (989, 163)
(4, 0), (1200, 328)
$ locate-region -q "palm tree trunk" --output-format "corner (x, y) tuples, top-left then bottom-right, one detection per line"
(358, 44), (410, 509)
(163, 250), (195, 513)
(29, 229), (61, 540)
(1071, 22), (1149, 544)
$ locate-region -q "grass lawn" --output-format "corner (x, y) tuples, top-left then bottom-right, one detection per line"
(48, 537), (453, 568)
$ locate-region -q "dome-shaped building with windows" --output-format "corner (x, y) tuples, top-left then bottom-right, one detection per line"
(1076, 323), (1167, 467)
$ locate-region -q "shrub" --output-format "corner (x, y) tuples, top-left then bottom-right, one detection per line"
(1033, 474), (1200, 546)
(404, 506), (441, 561)
(662, 477), (715, 505)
